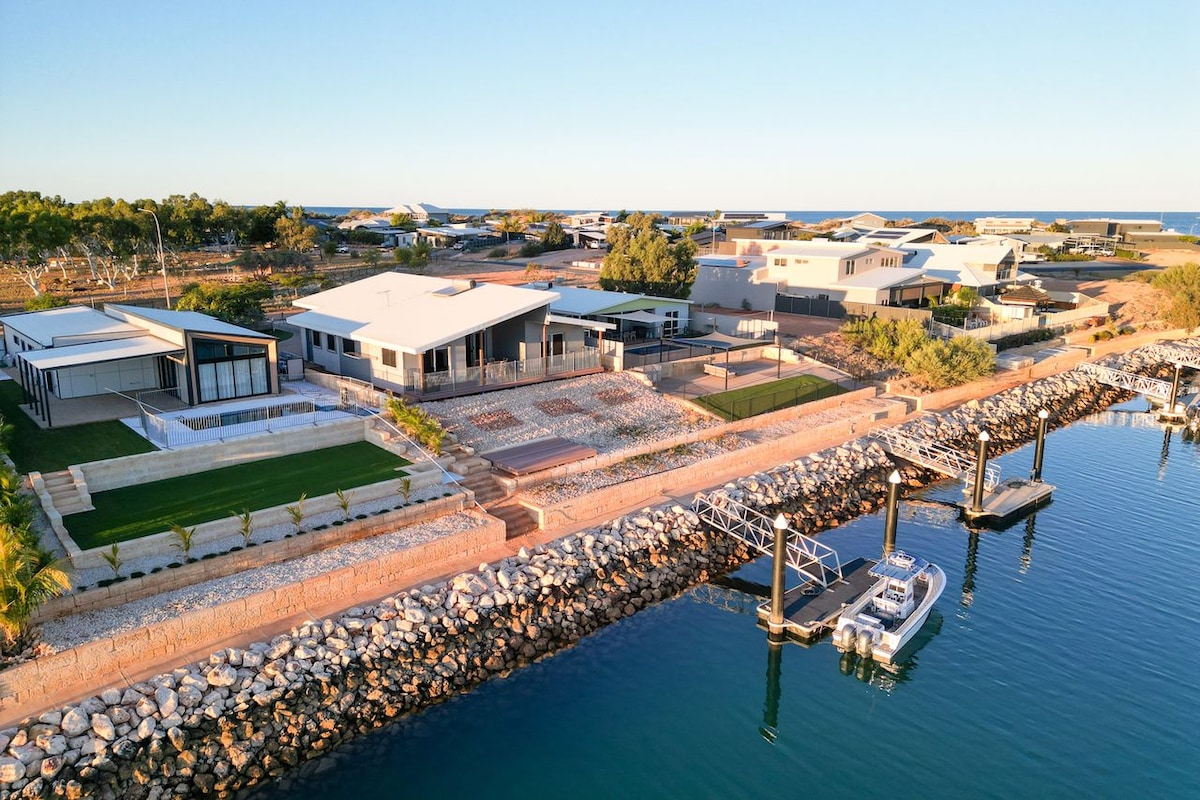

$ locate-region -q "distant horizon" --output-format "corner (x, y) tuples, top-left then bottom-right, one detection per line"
(2, 2), (1196, 210)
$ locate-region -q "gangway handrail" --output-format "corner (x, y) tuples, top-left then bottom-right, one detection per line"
(1142, 343), (1200, 370)
(1076, 361), (1172, 399)
(692, 491), (843, 589)
(869, 426), (1000, 491)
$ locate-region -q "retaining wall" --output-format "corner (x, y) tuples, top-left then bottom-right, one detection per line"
(35, 492), (472, 623)
(0, 514), (505, 724)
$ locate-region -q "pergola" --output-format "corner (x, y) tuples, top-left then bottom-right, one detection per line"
(672, 331), (764, 391)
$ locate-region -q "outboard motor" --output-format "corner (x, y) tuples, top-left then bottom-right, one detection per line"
(856, 628), (875, 659)
(834, 624), (856, 652)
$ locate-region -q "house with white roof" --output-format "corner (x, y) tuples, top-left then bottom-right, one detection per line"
(382, 203), (450, 224)
(854, 227), (949, 247)
(897, 244), (1022, 293)
(975, 217), (1037, 235)
(288, 272), (601, 397)
(520, 281), (692, 341)
(5, 304), (279, 427)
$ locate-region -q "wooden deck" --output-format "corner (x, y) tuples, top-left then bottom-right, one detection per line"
(755, 557), (880, 640)
(483, 437), (598, 476)
(960, 479), (1055, 525)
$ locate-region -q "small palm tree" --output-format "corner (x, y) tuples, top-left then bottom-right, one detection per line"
(233, 509), (254, 547)
(335, 489), (353, 520)
(0, 524), (70, 649)
(101, 544), (122, 579)
(169, 523), (196, 562)
(397, 477), (412, 504)
(286, 493), (307, 533)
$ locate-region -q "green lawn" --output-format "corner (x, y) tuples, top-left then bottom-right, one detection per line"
(271, 327), (294, 342)
(0, 381), (157, 473)
(66, 441), (411, 550)
(694, 375), (848, 421)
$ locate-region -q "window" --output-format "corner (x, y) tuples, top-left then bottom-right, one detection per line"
(773, 257), (787, 266)
(845, 260), (856, 276)
(664, 310), (680, 337)
(193, 337), (270, 403)
(421, 347), (450, 374)
(342, 338), (358, 354)
(325, 333), (336, 350)
(310, 330), (321, 347)
(382, 348), (397, 368)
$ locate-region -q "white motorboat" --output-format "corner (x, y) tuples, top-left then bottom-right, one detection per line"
(831, 550), (944, 664)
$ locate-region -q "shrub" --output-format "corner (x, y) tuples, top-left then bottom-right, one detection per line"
(488, 247), (509, 259)
(101, 544), (122, 579)
(519, 241), (544, 258)
(169, 523), (196, 562)
(385, 397), (446, 455)
(286, 493), (307, 533)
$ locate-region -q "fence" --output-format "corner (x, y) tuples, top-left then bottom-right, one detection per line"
(929, 304), (1109, 341)
(774, 294), (932, 324)
(693, 377), (856, 421)
(414, 348), (600, 395)
(139, 398), (355, 448)
(302, 370), (387, 408)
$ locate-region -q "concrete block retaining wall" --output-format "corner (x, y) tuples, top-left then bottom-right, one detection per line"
(78, 418), (367, 494)
(35, 492), (472, 623)
(0, 515), (505, 726)
(65, 471), (447, 571)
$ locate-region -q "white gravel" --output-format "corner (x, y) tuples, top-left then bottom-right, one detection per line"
(420, 372), (719, 454)
(39, 512), (485, 652)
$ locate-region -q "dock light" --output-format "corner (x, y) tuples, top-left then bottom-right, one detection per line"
(769, 513), (788, 634)
(971, 430), (991, 514)
(883, 470), (901, 557)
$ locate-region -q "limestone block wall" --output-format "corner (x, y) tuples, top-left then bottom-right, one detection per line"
(78, 418), (367, 493)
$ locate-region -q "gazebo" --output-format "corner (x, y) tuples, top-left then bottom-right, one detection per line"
(672, 331), (763, 391)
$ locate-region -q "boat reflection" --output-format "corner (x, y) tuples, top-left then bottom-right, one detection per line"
(836, 610), (942, 692)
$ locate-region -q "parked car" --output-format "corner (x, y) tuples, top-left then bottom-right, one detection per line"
(336, 245), (350, 254)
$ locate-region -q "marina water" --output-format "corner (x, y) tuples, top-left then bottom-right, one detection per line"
(248, 400), (1199, 799)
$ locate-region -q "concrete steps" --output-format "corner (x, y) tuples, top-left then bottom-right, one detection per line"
(41, 470), (91, 516)
(488, 502), (539, 540)
(446, 446), (536, 538)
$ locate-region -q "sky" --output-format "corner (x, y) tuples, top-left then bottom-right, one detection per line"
(1, 0), (1197, 212)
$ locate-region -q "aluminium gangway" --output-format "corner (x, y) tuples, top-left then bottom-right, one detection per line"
(1142, 343), (1200, 371)
(869, 425), (1000, 491)
(692, 492), (843, 589)
(1075, 361), (1173, 400)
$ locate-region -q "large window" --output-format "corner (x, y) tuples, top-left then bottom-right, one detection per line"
(382, 348), (397, 368)
(194, 337), (270, 403)
(421, 347), (450, 374)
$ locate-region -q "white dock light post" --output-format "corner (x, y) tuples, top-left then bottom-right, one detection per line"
(768, 513), (788, 635)
(971, 430), (991, 514)
(139, 208), (172, 309)
(1031, 409), (1050, 482)
(883, 469), (901, 557)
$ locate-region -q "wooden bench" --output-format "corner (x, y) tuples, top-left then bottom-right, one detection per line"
(703, 362), (735, 379)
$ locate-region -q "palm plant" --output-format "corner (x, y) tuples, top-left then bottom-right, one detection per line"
(169, 523), (196, 562)
(335, 488), (353, 520)
(101, 544), (122, 579)
(233, 509), (254, 547)
(0, 524), (70, 649)
(286, 493), (307, 533)
(397, 477), (412, 505)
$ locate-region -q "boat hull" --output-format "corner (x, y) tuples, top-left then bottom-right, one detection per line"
(832, 565), (945, 664)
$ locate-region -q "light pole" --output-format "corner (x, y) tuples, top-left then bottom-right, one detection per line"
(139, 208), (171, 308)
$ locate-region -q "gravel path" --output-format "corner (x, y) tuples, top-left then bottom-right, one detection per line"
(39, 512), (485, 652)
(421, 372), (719, 454)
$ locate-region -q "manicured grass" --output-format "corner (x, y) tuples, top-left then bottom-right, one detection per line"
(270, 327), (294, 342)
(66, 442), (411, 550)
(0, 381), (157, 473)
(694, 375), (847, 421)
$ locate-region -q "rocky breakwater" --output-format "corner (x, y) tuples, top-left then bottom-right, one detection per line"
(0, 507), (755, 799)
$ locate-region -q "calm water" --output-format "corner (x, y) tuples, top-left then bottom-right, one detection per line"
(250, 400), (1200, 799)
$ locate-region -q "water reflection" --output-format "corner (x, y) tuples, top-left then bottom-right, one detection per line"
(835, 611), (942, 693)
(1159, 426), (1173, 477)
(960, 531), (980, 608)
(1020, 513), (1037, 574)
(759, 637), (784, 744)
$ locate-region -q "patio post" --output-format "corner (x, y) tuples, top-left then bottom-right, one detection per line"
(725, 346), (730, 391)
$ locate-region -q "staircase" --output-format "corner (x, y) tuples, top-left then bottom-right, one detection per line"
(449, 449), (538, 539)
(40, 470), (92, 516)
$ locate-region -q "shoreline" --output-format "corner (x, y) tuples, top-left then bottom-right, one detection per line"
(0, 334), (1194, 798)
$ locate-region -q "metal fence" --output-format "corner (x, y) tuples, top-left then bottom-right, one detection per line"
(414, 348), (600, 395)
(774, 294), (932, 324)
(695, 378), (856, 421)
(929, 304), (1109, 341)
(139, 399), (354, 448)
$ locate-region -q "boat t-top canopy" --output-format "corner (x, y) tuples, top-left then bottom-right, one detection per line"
(869, 551), (929, 581)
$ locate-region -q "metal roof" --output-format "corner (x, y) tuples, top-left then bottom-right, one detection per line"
(869, 551), (930, 581)
(18, 335), (183, 371)
(2, 305), (143, 348)
(106, 305), (273, 339)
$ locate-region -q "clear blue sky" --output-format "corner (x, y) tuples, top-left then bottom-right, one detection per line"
(1, 0), (1197, 211)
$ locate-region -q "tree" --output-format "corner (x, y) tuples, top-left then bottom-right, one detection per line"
(0, 523), (70, 649)
(540, 220), (569, 252)
(599, 213), (697, 299)
(496, 216), (526, 243)
(24, 294), (68, 311)
(1152, 262), (1200, 331)
(274, 207), (318, 254)
(390, 213), (417, 232)
(175, 281), (272, 326)
(0, 191), (73, 296)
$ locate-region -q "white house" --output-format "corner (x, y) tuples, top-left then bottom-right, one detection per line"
(288, 272), (600, 397)
(975, 217), (1037, 235)
(520, 282), (691, 340)
(382, 203), (450, 224)
(5, 304), (279, 427)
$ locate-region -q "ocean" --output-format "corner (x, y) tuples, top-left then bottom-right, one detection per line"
(247, 399), (1200, 799)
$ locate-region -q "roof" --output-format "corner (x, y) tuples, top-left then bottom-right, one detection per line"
(383, 203), (448, 217)
(105, 305), (273, 339)
(289, 272), (556, 354)
(605, 310), (670, 324)
(18, 335), (182, 371)
(836, 267), (933, 289)
(521, 284), (690, 316)
(999, 285), (1052, 304)
(2, 305), (142, 348)
(672, 332), (761, 351)
(733, 240), (874, 260)
(870, 551), (930, 581)
(899, 244), (1013, 287)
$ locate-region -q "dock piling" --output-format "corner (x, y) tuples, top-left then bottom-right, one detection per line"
(768, 513), (788, 635)
(970, 431), (990, 514)
(1031, 409), (1049, 482)
(883, 469), (901, 557)
(1169, 363), (1183, 413)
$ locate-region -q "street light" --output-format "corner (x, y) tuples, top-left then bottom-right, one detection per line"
(138, 208), (172, 308)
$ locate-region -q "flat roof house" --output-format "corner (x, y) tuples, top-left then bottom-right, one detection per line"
(288, 272), (601, 397)
(5, 304), (279, 427)
(520, 282), (692, 341)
